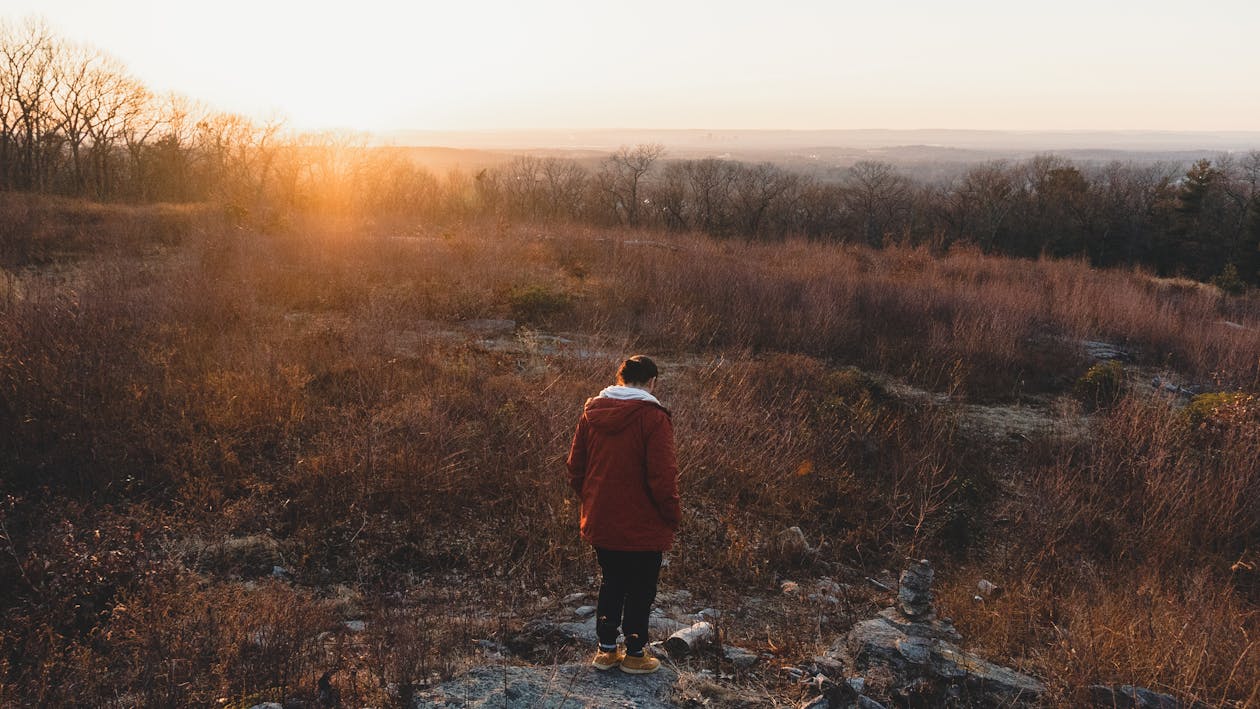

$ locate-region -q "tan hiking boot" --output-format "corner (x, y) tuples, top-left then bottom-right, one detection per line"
(619, 651), (660, 674)
(591, 645), (625, 670)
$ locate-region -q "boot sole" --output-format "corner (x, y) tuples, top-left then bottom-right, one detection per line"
(619, 664), (660, 674)
(592, 661), (620, 671)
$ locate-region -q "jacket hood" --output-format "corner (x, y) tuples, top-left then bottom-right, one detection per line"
(583, 396), (665, 434)
(598, 385), (660, 405)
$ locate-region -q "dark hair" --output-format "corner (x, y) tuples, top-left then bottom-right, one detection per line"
(616, 355), (658, 385)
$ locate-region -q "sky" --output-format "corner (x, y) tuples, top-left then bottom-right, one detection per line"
(5, 0), (1260, 134)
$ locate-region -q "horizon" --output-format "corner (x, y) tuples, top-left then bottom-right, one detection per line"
(5, 1), (1260, 135)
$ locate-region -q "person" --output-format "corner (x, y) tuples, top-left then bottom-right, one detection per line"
(566, 355), (680, 674)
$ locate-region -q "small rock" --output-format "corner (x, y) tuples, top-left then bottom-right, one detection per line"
(776, 526), (812, 558)
(342, 620), (365, 633)
(847, 676), (865, 693)
(810, 655), (846, 678)
(897, 560), (934, 618)
(657, 589), (692, 604)
(562, 592), (586, 604)
(723, 645), (758, 668)
(977, 579), (1001, 598)
(247, 704), (282, 709)
(816, 578), (843, 596)
(857, 696), (888, 709)
(573, 605), (596, 618)
(665, 621), (715, 657)
(475, 639), (507, 656)
(270, 565), (289, 579)
(696, 607), (721, 621)
(1088, 684), (1209, 709)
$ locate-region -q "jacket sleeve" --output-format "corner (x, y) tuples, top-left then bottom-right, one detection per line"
(566, 413), (589, 494)
(644, 411), (681, 530)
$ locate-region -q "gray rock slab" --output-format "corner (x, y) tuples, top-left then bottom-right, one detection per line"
(460, 319), (516, 336)
(1082, 340), (1134, 362)
(553, 619), (599, 646)
(413, 662), (678, 708)
(876, 608), (962, 642)
(846, 613), (1044, 704)
(722, 645), (758, 668)
(1087, 684), (1211, 709)
(649, 616), (687, 636)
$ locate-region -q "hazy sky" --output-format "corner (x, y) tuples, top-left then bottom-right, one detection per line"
(6, 0), (1260, 133)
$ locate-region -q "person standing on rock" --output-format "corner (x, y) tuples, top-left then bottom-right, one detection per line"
(566, 355), (680, 675)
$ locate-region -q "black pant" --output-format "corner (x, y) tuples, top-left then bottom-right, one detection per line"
(594, 548), (662, 653)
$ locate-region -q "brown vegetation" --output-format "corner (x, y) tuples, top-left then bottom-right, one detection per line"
(1, 196), (1258, 706)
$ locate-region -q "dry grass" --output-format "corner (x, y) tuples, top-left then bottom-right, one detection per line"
(1, 198), (1258, 705)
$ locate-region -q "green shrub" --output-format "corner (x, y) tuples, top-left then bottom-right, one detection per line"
(1211, 263), (1246, 296)
(1183, 391), (1255, 429)
(1075, 361), (1125, 409)
(507, 283), (572, 323)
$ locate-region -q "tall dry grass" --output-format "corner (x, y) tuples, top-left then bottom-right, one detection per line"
(2, 202), (1259, 705)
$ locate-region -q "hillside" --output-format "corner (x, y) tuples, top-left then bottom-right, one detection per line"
(1, 197), (1258, 707)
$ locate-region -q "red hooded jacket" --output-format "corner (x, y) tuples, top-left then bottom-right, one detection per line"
(566, 396), (680, 551)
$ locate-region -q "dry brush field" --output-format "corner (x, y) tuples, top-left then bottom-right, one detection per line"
(1, 195), (1258, 706)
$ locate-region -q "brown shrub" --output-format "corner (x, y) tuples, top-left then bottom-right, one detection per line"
(3, 209), (1260, 705)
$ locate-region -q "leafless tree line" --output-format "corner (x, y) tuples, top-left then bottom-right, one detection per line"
(471, 147), (1260, 283)
(4, 18), (1259, 283)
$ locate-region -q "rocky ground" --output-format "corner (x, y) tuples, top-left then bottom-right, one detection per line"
(401, 558), (1201, 708)
(221, 325), (1217, 708)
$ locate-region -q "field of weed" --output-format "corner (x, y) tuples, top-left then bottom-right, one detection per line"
(1, 198), (1257, 706)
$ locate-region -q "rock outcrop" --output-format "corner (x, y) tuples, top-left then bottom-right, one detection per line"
(412, 663), (678, 708)
(1088, 684), (1212, 709)
(832, 559), (1044, 707)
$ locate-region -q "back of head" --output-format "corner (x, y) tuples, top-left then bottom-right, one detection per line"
(616, 355), (658, 385)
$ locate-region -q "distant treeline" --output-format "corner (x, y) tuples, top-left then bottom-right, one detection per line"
(3, 18), (1259, 285)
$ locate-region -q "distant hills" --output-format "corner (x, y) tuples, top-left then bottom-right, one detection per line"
(384, 129), (1260, 177)
(382, 128), (1260, 154)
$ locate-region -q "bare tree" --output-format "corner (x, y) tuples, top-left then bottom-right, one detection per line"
(957, 161), (1017, 252)
(539, 157), (586, 219)
(50, 43), (95, 193)
(730, 162), (800, 238)
(653, 161), (690, 231)
(1, 18), (61, 191)
(685, 158), (736, 235)
(599, 143), (665, 226)
(842, 161), (912, 247)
